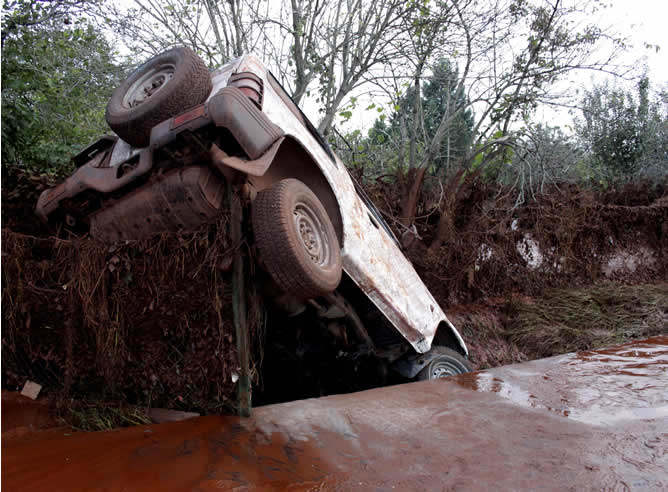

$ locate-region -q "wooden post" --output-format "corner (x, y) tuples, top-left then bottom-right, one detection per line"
(228, 182), (251, 417)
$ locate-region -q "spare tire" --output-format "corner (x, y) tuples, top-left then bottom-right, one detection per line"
(105, 47), (212, 147)
(252, 178), (342, 300)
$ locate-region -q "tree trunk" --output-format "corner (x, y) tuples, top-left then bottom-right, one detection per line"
(399, 165), (427, 228)
(317, 84), (348, 136)
(429, 170), (462, 252)
(430, 195), (456, 254)
(429, 168), (482, 253)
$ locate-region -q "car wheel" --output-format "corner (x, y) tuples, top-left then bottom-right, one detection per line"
(105, 46), (212, 147)
(416, 346), (472, 381)
(252, 178), (342, 300)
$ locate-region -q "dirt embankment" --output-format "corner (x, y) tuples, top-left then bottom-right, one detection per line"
(399, 180), (667, 302)
(392, 177), (667, 369)
(2, 170), (266, 423)
(2, 168), (666, 422)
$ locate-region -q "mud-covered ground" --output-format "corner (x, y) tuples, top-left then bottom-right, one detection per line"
(2, 168), (666, 425)
(2, 169), (265, 423)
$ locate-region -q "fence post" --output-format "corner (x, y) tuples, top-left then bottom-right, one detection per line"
(228, 182), (251, 417)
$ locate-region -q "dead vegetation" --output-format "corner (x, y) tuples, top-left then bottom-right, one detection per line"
(1, 168), (666, 422)
(1, 209), (265, 421)
(61, 399), (152, 431)
(506, 283), (668, 359)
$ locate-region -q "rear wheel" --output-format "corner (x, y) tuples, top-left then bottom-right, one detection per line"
(106, 46), (212, 147)
(416, 346), (472, 381)
(252, 178), (342, 300)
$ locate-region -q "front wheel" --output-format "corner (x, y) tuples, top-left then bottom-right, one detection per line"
(416, 346), (472, 381)
(252, 178), (342, 300)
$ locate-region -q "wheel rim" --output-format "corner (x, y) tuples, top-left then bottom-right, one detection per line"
(293, 201), (332, 268)
(429, 358), (465, 379)
(122, 64), (175, 108)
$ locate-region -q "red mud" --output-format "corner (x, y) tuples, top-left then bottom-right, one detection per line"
(403, 179), (668, 303)
(3, 336), (667, 490)
(1, 391), (59, 440)
(446, 298), (527, 369)
(3, 168), (666, 415)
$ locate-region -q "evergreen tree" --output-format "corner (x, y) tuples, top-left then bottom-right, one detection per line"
(388, 59), (474, 175)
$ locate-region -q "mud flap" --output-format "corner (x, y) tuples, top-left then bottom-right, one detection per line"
(208, 87), (283, 159)
(210, 136), (285, 177)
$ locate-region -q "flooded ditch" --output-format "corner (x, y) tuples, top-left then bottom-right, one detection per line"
(3, 335), (667, 490)
(2, 170), (666, 423)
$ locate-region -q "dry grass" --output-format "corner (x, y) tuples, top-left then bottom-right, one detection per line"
(1, 207), (265, 420)
(506, 283), (668, 358)
(61, 399), (152, 431)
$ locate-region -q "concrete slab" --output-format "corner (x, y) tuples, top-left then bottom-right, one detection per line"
(2, 336), (667, 490)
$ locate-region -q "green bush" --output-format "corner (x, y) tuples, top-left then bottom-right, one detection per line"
(2, 0), (123, 174)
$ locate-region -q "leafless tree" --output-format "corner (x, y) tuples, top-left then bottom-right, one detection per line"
(367, 0), (626, 243)
(96, 0), (412, 137)
(95, 0), (264, 66)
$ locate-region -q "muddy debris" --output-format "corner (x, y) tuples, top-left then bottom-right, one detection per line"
(2, 167), (667, 424)
(1, 218), (265, 423)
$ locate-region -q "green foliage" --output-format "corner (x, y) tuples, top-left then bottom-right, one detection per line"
(2, 0), (122, 174)
(339, 59), (474, 182)
(412, 59), (474, 173)
(576, 77), (668, 180)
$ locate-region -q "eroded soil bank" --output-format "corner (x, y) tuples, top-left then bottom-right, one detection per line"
(3, 336), (667, 490)
(1, 168), (666, 422)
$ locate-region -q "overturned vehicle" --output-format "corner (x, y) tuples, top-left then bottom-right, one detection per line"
(36, 47), (471, 382)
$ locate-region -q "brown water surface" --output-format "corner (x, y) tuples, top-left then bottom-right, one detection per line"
(3, 336), (667, 490)
(454, 336), (668, 426)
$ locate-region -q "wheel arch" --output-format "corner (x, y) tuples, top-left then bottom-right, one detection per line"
(248, 136), (344, 247)
(432, 320), (469, 357)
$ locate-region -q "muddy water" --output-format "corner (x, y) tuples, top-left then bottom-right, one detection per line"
(454, 336), (668, 426)
(3, 336), (667, 490)
(1, 391), (62, 441)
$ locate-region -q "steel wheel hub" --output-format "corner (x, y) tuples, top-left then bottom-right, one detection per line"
(430, 359), (462, 379)
(123, 64), (175, 108)
(293, 203), (331, 267)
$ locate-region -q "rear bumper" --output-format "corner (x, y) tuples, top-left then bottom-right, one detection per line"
(35, 145), (153, 222)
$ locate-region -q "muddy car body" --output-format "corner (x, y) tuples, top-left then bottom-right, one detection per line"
(36, 48), (469, 380)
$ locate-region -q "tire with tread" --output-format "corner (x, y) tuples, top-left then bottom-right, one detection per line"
(417, 346), (472, 381)
(106, 46), (212, 147)
(252, 178), (342, 300)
